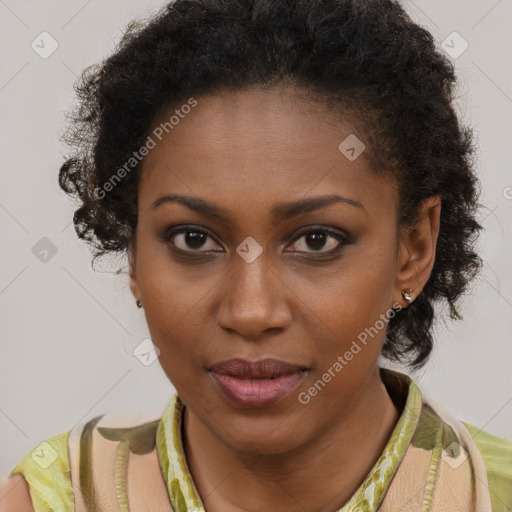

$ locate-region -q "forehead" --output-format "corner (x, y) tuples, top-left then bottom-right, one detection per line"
(138, 86), (397, 220)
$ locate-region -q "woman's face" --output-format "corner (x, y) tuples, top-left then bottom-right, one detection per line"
(129, 86), (418, 454)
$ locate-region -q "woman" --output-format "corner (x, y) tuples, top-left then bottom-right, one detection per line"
(1, 0), (511, 510)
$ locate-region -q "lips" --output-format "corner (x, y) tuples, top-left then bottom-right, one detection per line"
(208, 357), (307, 379)
(208, 358), (309, 408)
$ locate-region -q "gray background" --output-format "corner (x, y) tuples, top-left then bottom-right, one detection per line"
(1, 0), (511, 481)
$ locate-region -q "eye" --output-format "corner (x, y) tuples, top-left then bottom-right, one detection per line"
(162, 226), (223, 253)
(285, 227), (349, 255)
(160, 224), (351, 258)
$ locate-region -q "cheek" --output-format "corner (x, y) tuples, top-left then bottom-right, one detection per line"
(135, 235), (212, 368)
(306, 234), (398, 363)
(136, 226), (208, 321)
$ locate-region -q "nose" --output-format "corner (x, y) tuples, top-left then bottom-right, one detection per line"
(216, 250), (292, 341)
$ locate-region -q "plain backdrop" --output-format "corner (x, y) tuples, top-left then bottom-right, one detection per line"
(0, 0), (511, 480)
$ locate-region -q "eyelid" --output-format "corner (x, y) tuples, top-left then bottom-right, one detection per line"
(160, 225), (224, 254)
(284, 225), (351, 254)
(289, 225), (350, 243)
(161, 224), (351, 256)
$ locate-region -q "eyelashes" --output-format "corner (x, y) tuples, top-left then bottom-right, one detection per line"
(159, 224), (353, 260)
(284, 229), (348, 255)
(163, 227), (222, 253)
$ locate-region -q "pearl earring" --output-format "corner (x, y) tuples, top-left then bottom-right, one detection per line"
(401, 288), (414, 304)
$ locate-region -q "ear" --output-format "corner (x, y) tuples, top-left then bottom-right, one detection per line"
(395, 196), (441, 307)
(128, 242), (141, 302)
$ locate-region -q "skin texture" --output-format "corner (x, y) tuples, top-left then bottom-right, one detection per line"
(123, 85), (441, 512)
(0, 474), (34, 512)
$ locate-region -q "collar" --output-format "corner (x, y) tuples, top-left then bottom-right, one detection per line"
(155, 368), (423, 512)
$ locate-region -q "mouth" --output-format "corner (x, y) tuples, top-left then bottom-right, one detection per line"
(208, 357), (309, 379)
(208, 358), (309, 408)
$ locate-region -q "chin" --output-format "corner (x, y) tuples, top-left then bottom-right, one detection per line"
(210, 411), (311, 457)
(225, 432), (304, 457)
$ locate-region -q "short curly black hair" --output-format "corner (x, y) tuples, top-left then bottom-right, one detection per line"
(58, 0), (483, 369)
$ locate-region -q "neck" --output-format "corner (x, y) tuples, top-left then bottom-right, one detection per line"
(182, 367), (401, 512)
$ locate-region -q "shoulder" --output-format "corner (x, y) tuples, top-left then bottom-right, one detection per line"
(462, 422), (512, 510)
(4, 430), (72, 512)
(0, 474), (34, 512)
(3, 407), (169, 512)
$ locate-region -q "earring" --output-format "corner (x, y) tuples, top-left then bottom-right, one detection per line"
(136, 299), (143, 309)
(401, 288), (414, 305)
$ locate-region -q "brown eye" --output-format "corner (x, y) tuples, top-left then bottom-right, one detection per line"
(164, 227), (222, 253)
(286, 228), (349, 254)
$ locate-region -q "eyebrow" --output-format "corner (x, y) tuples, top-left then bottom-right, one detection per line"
(150, 193), (366, 222)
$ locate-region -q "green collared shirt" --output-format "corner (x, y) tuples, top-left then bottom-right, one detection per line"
(10, 369), (512, 511)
